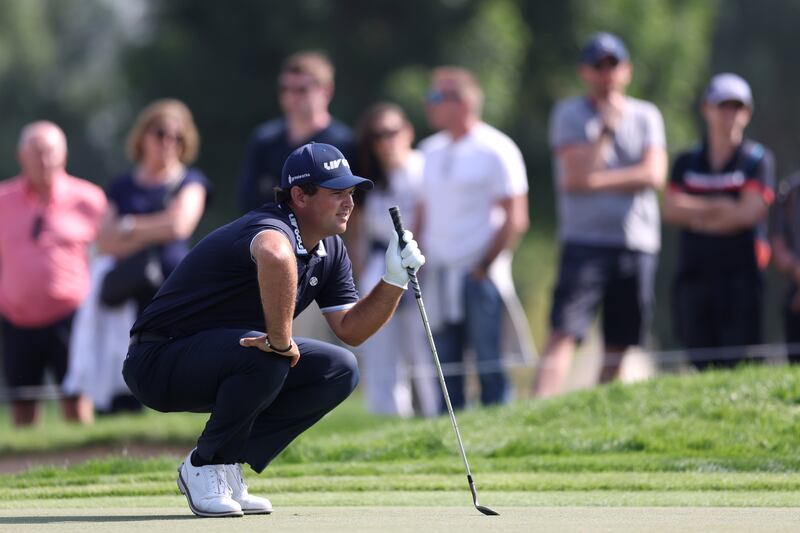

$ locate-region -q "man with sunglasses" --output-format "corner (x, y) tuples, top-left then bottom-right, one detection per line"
(419, 66), (531, 410)
(238, 51), (355, 213)
(534, 32), (667, 397)
(0, 121), (106, 425)
(664, 74), (774, 370)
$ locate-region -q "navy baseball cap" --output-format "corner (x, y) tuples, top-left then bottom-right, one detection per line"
(704, 73), (753, 108)
(580, 32), (629, 64)
(281, 142), (373, 191)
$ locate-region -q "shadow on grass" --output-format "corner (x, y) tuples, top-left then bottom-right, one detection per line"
(0, 515), (207, 523)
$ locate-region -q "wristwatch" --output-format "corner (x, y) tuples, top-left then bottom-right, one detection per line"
(118, 215), (136, 236)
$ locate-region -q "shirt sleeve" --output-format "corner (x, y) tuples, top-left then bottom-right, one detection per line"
(181, 168), (213, 204)
(744, 148), (776, 204)
(641, 103), (667, 150)
(549, 100), (588, 150)
(491, 137), (529, 199)
(668, 152), (689, 193)
(316, 238), (359, 313)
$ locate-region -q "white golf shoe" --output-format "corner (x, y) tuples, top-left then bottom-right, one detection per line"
(177, 450), (243, 517)
(225, 463), (273, 514)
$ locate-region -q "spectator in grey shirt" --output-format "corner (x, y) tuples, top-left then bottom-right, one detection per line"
(533, 32), (667, 397)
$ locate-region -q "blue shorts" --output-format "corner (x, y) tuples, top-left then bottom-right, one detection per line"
(1, 313), (75, 393)
(549, 243), (657, 347)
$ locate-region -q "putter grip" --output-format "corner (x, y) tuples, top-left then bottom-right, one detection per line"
(389, 206), (405, 238)
(388, 206), (422, 297)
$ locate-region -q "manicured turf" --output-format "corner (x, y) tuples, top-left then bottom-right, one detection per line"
(1, 365), (799, 509)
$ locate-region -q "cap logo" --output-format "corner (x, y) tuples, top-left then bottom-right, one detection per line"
(323, 158), (350, 171)
(288, 172), (310, 184)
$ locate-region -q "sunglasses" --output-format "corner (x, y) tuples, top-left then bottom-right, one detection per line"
(279, 83), (316, 95)
(592, 57), (621, 70)
(151, 127), (185, 145)
(716, 100), (746, 111)
(31, 213), (44, 241)
(426, 89), (461, 104)
(370, 127), (403, 141)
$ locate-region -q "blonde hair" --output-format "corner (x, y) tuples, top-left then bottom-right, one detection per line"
(281, 51), (335, 88)
(431, 65), (484, 115)
(125, 98), (200, 164)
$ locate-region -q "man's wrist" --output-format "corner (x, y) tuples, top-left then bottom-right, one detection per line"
(118, 215), (135, 236)
(382, 274), (408, 290)
(265, 334), (293, 354)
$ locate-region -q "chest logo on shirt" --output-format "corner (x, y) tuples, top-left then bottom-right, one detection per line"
(309, 276), (319, 286)
(684, 170), (746, 192)
(287, 212), (308, 254)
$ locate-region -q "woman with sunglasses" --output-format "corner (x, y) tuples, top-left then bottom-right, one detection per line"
(92, 98), (210, 413)
(349, 102), (439, 418)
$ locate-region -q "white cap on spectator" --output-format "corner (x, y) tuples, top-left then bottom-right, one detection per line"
(704, 73), (753, 108)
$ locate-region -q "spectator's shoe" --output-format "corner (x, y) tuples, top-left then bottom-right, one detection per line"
(177, 450), (243, 517)
(225, 463), (273, 514)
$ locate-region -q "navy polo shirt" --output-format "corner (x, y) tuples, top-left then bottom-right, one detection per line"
(107, 168), (211, 276)
(670, 139), (775, 274)
(131, 202), (359, 338)
(237, 118), (355, 212)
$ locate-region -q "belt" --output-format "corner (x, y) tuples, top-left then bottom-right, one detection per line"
(129, 331), (172, 347)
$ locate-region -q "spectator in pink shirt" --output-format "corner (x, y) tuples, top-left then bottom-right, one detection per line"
(0, 121), (106, 426)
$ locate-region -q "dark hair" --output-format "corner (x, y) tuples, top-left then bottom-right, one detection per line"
(354, 102), (412, 193)
(274, 183), (319, 204)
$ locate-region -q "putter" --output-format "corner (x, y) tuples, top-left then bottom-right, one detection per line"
(389, 206), (499, 516)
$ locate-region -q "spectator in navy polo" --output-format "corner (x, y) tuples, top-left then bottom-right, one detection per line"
(664, 73), (775, 370)
(237, 51), (355, 212)
(122, 143), (425, 518)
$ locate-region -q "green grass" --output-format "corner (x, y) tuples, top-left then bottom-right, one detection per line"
(1, 365), (799, 506)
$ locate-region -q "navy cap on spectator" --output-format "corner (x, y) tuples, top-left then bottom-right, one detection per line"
(580, 32), (629, 64)
(704, 73), (753, 108)
(281, 142), (373, 190)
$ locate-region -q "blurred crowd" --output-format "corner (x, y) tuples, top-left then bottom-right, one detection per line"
(0, 33), (798, 427)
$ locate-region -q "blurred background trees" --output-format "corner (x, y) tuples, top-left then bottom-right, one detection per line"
(0, 0), (793, 348)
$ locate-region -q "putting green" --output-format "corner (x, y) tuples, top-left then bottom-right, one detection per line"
(0, 500), (799, 533)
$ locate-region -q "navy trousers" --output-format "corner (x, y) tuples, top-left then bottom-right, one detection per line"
(122, 329), (359, 473)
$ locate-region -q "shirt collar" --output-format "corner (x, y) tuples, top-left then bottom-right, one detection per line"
(21, 170), (69, 204)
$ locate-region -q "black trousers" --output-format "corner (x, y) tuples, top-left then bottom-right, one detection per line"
(123, 328), (359, 473)
(673, 269), (762, 370)
(784, 287), (800, 364)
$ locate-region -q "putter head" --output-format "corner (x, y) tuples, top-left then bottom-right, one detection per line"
(475, 504), (499, 516)
(468, 476), (499, 516)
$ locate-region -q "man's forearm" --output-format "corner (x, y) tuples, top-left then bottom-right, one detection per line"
(585, 163), (658, 192)
(336, 281), (403, 346)
(478, 209), (528, 270)
(256, 246), (297, 347)
(561, 146), (665, 194)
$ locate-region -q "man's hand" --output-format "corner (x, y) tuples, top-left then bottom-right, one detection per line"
(239, 334), (301, 367)
(382, 229), (425, 289)
(596, 92), (626, 134)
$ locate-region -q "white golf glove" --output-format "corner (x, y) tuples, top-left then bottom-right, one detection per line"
(382, 230), (425, 289)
